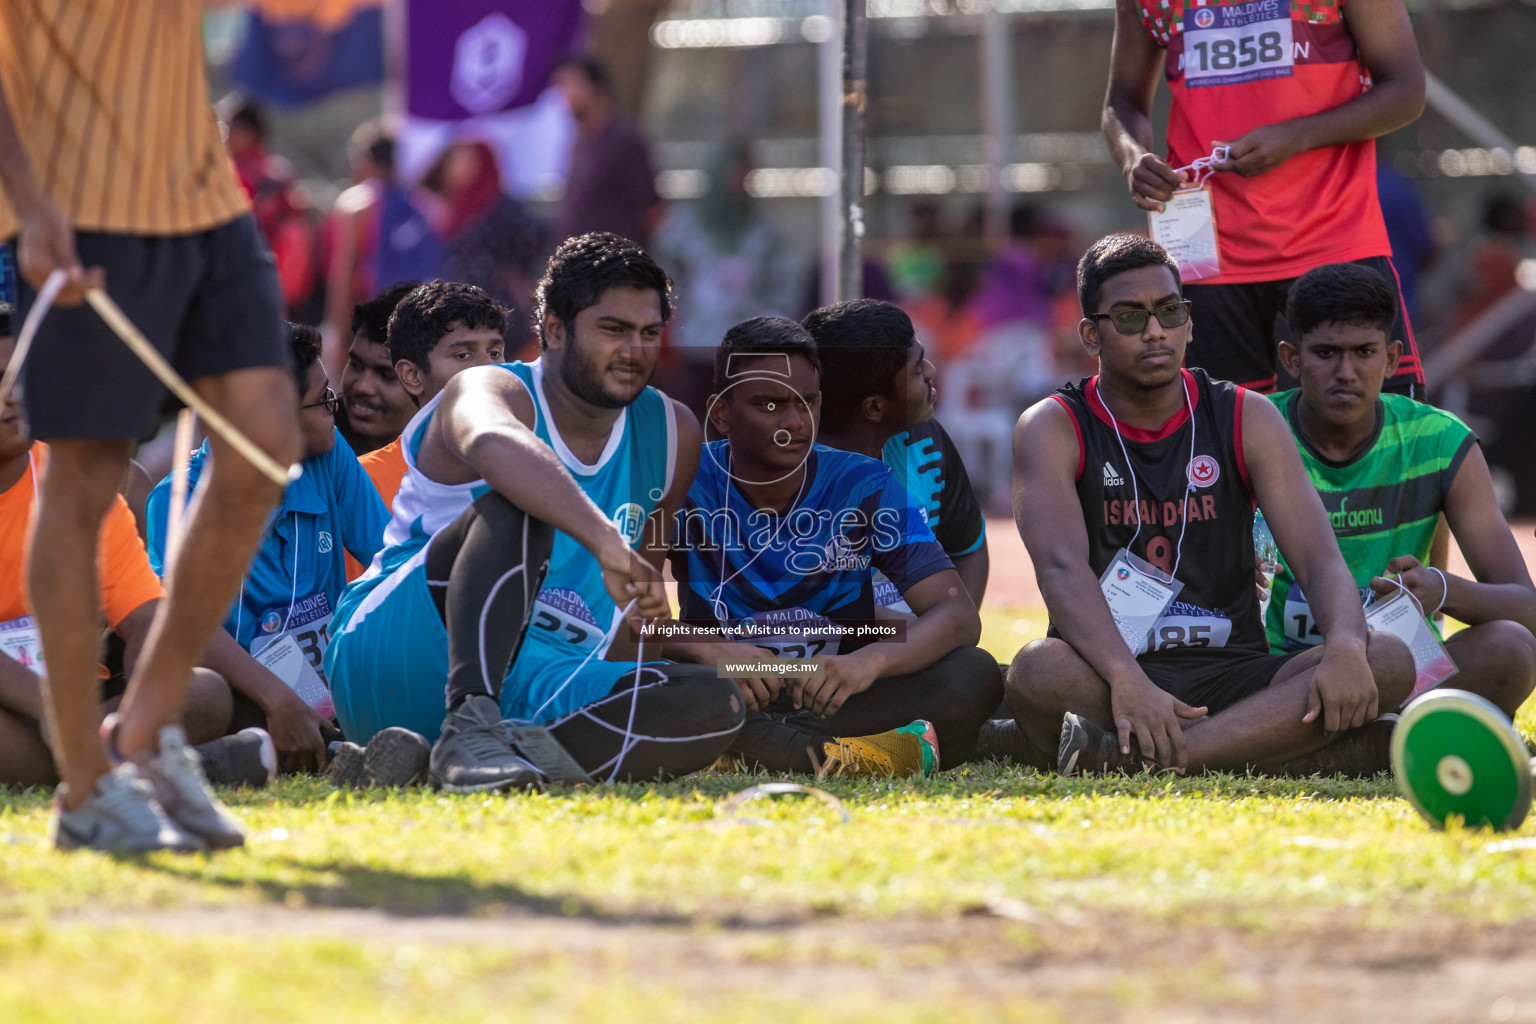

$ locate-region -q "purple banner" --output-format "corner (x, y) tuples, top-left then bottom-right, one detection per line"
(404, 0), (585, 121)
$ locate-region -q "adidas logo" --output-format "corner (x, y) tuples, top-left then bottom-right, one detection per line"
(1102, 462), (1125, 487)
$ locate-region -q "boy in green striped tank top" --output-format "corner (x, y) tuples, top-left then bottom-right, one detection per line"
(1270, 262), (1536, 719)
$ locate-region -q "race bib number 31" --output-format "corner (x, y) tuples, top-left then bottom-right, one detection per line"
(1183, 0), (1294, 88)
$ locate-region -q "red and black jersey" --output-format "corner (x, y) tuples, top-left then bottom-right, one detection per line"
(1049, 368), (1267, 658)
(1140, 0), (1391, 283)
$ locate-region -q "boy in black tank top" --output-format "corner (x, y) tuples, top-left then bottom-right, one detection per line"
(1003, 234), (1413, 776)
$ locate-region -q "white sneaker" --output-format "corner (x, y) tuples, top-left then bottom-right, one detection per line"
(49, 763), (203, 853)
(136, 725), (248, 849)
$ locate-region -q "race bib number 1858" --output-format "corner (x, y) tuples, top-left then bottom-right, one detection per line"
(1183, 0), (1294, 88)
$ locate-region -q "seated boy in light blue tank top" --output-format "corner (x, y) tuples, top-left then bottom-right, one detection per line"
(325, 235), (743, 792)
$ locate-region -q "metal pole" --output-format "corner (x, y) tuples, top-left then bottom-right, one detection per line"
(980, 7), (1014, 244)
(839, 0), (867, 302)
(818, 0), (843, 308)
(1425, 73), (1536, 193)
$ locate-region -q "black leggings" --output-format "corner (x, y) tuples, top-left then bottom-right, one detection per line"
(425, 491), (554, 712)
(426, 492), (743, 780)
(547, 662), (745, 782)
(731, 645), (1003, 773)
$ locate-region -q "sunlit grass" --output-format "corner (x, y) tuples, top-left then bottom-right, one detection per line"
(1, 604), (1531, 1021)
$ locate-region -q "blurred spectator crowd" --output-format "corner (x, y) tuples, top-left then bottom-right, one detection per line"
(218, 54), (1536, 515)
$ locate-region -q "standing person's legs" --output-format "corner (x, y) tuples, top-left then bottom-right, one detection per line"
(28, 439), (132, 803)
(20, 224), (295, 809)
(1180, 281), (1286, 391)
(732, 645), (1002, 773)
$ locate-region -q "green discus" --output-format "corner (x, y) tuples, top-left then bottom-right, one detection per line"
(1392, 689), (1534, 831)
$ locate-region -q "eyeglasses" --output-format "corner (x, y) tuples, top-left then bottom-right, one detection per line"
(302, 388), (340, 414)
(1089, 301), (1192, 335)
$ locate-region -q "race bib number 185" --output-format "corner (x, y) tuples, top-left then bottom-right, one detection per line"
(1183, 0), (1294, 88)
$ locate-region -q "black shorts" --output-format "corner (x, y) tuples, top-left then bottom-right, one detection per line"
(1139, 647), (1303, 715)
(1182, 255), (1423, 397)
(14, 214), (289, 442)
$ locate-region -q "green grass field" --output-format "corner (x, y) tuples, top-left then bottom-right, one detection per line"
(3, 606), (1535, 1023)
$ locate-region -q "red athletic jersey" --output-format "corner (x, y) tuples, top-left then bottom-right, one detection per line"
(1141, 0), (1391, 283)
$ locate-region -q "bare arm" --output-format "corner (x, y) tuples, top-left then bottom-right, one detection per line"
(623, 398), (706, 663)
(1013, 399), (1205, 765)
(119, 459), (154, 541)
(1246, 398), (1366, 647)
(952, 538), (989, 608)
(1244, 395), (1376, 731)
(794, 567), (980, 720)
(119, 601), (330, 771)
(1015, 401), (1146, 690)
(322, 204), (361, 376)
(1375, 445), (1536, 633)
(425, 367), (668, 620)
(1214, 0), (1424, 176)
(0, 72), (99, 302)
(865, 567), (979, 677)
(1102, 0), (1187, 212)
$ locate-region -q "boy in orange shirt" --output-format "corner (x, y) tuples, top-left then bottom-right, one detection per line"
(357, 282), (508, 511)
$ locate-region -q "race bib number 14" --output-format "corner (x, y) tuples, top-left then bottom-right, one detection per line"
(1183, 0), (1294, 88)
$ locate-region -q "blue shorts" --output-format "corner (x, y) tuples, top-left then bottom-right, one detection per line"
(327, 556), (450, 744)
(327, 556), (658, 743)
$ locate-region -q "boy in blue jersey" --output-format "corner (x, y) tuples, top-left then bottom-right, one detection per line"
(669, 317), (1000, 776)
(326, 233), (743, 792)
(803, 300), (1018, 761)
(804, 299), (989, 608)
(147, 324), (391, 772)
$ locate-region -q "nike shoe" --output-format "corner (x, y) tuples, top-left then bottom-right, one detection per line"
(49, 762), (203, 853)
(820, 720), (938, 778)
(195, 728), (276, 788)
(429, 695), (546, 793)
(136, 724), (248, 849)
(976, 717), (1046, 767)
(1280, 714), (1399, 778)
(364, 727), (431, 788)
(327, 741), (367, 788)
(1057, 712), (1157, 776)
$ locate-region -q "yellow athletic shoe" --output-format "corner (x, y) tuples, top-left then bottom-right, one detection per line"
(706, 750), (744, 772)
(820, 720), (938, 778)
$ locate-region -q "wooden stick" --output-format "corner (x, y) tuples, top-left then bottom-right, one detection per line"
(84, 289), (298, 488)
(0, 269), (67, 409)
(164, 409), (197, 573)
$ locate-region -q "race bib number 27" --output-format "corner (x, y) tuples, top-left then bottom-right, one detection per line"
(1182, 0), (1294, 88)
